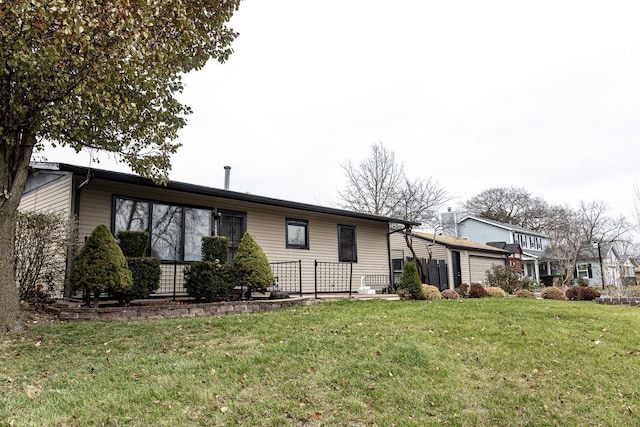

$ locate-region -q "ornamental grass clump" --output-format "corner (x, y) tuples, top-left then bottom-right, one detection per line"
(540, 286), (566, 301)
(485, 287), (507, 298)
(234, 232), (275, 296)
(421, 284), (442, 300)
(397, 260), (424, 300)
(70, 224), (132, 306)
(469, 283), (487, 298)
(440, 289), (460, 300)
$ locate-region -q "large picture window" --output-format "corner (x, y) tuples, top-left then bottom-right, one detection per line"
(113, 196), (214, 262)
(338, 225), (357, 262)
(286, 218), (309, 249)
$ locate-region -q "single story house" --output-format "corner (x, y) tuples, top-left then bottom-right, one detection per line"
(578, 243), (622, 288)
(18, 162), (418, 297)
(390, 230), (509, 290)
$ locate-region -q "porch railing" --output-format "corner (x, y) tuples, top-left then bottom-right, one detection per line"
(314, 261), (353, 298)
(269, 260), (302, 297)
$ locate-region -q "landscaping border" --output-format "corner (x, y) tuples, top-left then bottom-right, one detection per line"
(595, 297), (640, 307)
(50, 297), (314, 322)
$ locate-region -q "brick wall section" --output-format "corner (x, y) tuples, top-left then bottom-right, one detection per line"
(54, 297), (315, 322)
(595, 297), (640, 307)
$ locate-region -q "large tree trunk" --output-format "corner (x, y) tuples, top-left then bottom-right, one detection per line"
(0, 130), (35, 333)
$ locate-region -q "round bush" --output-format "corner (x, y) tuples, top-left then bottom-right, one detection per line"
(421, 284), (442, 300)
(397, 260), (424, 300)
(202, 236), (229, 262)
(515, 289), (536, 298)
(540, 286), (566, 300)
(566, 286), (600, 301)
(485, 287), (507, 298)
(469, 283), (487, 298)
(441, 289), (461, 300)
(484, 265), (522, 294)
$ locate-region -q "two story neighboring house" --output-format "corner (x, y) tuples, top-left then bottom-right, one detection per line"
(441, 214), (550, 283)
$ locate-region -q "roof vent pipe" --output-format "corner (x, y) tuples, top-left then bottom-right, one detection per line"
(224, 166), (231, 190)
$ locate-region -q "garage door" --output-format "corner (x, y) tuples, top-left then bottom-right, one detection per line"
(469, 256), (505, 284)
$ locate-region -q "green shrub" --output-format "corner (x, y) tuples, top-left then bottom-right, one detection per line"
(521, 277), (537, 291)
(485, 287), (507, 297)
(233, 232), (274, 295)
(565, 286), (601, 301)
(202, 236), (229, 262)
(111, 257), (161, 305)
(441, 289), (461, 300)
(117, 231), (149, 257)
(421, 284), (442, 300)
(70, 224), (132, 305)
(455, 283), (469, 297)
(574, 277), (590, 287)
(396, 260), (424, 300)
(515, 289), (536, 298)
(484, 265), (521, 294)
(469, 283), (487, 298)
(184, 261), (236, 302)
(540, 286), (566, 301)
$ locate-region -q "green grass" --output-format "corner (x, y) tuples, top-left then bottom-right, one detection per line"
(1, 298), (639, 426)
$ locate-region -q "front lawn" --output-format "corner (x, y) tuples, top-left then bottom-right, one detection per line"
(1, 298), (638, 426)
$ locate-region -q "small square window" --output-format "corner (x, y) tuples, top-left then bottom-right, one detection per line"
(286, 219), (309, 249)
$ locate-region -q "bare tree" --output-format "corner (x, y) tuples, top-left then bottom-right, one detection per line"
(337, 143), (448, 281)
(463, 187), (550, 231)
(543, 201), (633, 287)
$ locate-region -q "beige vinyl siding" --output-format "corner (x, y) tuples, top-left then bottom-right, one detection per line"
(390, 233), (448, 261)
(78, 178), (392, 293)
(18, 173), (73, 215)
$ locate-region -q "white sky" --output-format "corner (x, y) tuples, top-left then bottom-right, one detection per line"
(43, 0), (640, 222)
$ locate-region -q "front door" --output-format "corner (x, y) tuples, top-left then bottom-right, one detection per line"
(451, 251), (462, 287)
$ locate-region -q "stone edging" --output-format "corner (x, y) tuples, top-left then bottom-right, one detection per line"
(50, 297), (315, 322)
(595, 297), (640, 307)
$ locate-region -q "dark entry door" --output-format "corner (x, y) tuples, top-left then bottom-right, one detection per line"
(451, 251), (462, 287)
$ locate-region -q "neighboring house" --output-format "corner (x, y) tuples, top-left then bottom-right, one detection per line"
(390, 230), (509, 290)
(619, 255), (638, 286)
(19, 162), (417, 297)
(485, 242), (523, 273)
(441, 214), (549, 283)
(580, 243), (622, 288)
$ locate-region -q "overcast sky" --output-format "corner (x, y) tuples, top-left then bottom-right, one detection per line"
(43, 0), (640, 222)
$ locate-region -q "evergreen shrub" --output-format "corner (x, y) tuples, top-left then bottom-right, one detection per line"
(112, 257), (161, 305)
(117, 231), (149, 257)
(70, 224), (132, 304)
(234, 232), (275, 295)
(184, 261), (236, 302)
(202, 236), (229, 262)
(397, 260), (424, 300)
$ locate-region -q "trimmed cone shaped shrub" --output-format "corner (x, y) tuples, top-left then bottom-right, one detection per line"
(397, 260), (424, 300)
(234, 232), (274, 295)
(70, 224), (132, 305)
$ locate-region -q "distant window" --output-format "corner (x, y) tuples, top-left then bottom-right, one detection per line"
(577, 263), (592, 279)
(286, 218), (309, 249)
(392, 258), (404, 272)
(338, 225), (357, 262)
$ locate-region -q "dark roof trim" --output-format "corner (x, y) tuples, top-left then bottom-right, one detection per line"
(411, 233), (510, 255)
(35, 163), (419, 226)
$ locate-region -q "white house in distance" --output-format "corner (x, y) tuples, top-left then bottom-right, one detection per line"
(441, 211), (550, 283)
(582, 243), (622, 288)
